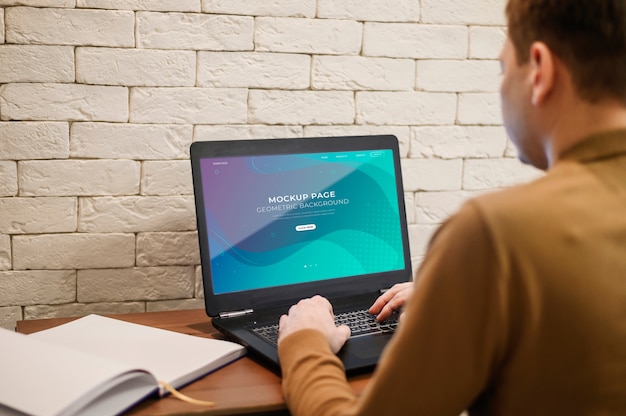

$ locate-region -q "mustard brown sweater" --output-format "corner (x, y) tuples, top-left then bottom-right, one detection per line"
(279, 130), (626, 416)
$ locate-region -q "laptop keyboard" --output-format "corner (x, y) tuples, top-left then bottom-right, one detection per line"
(252, 309), (399, 345)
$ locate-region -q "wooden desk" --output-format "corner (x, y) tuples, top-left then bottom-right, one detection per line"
(16, 309), (371, 415)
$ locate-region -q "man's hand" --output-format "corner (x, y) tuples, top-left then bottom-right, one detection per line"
(278, 295), (351, 354)
(369, 281), (414, 321)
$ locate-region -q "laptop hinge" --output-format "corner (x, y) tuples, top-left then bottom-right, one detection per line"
(219, 309), (254, 319)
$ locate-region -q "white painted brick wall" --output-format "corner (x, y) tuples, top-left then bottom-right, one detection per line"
(76, 48), (196, 87)
(0, 83), (128, 121)
(70, 123), (192, 159)
(136, 232), (199, 266)
(0, 9), (4, 43)
(0, 122), (69, 159)
(0, 162), (18, 196)
(0, 270), (76, 305)
(0, 45), (74, 83)
(197, 52), (310, 89)
(78, 196), (196, 232)
(312, 56), (415, 91)
(422, 0), (507, 25)
(317, 0), (420, 22)
(202, 0), (316, 18)
(356, 92), (457, 125)
(363, 23), (467, 59)
(0, 197), (77, 234)
(249, 90), (355, 125)
(77, 267), (194, 302)
(136, 12), (254, 50)
(13, 234), (135, 269)
(255, 17), (362, 55)
(130, 87), (248, 124)
(78, 0), (200, 12)
(0, 235), (10, 270)
(141, 161), (193, 196)
(0, 0), (545, 330)
(5, 7), (134, 46)
(19, 160), (140, 196)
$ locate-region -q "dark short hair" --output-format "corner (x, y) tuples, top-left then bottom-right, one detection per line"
(506, 0), (626, 105)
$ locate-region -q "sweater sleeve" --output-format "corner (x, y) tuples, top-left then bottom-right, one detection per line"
(279, 329), (359, 416)
(279, 201), (507, 416)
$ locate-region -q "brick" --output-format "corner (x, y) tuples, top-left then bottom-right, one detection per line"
(195, 266), (203, 298)
(13, 234), (135, 270)
(363, 23), (467, 59)
(141, 161), (193, 196)
(19, 160), (140, 196)
(414, 191), (478, 224)
(303, 125), (410, 158)
(421, 0), (506, 25)
(0, 235), (9, 270)
(136, 12), (253, 50)
(197, 52), (310, 89)
(0, 122), (69, 159)
(137, 232), (199, 266)
(417, 60), (501, 92)
(193, 125), (303, 142)
(0, 306), (21, 331)
(0, 0), (74, 6)
(470, 26), (506, 59)
(255, 17), (362, 55)
(79, 196), (196, 232)
(0, 161), (18, 196)
(408, 223), (439, 261)
(410, 126), (508, 159)
(312, 56), (414, 91)
(356, 92), (457, 125)
(0, 9), (4, 43)
(78, 266), (195, 302)
(5, 7), (134, 47)
(457, 93), (502, 125)
(202, 0), (315, 17)
(0, 197), (77, 234)
(130, 87), (247, 124)
(318, 0), (419, 22)
(0, 45), (74, 83)
(76, 47), (195, 87)
(71, 123), (192, 160)
(249, 90), (355, 125)
(463, 158), (544, 190)
(0, 270), (76, 305)
(147, 298), (205, 312)
(77, 0), (200, 12)
(24, 302), (145, 321)
(0, 83), (128, 122)
(401, 158), (463, 192)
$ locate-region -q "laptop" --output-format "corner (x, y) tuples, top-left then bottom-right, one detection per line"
(190, 135), (412, 374)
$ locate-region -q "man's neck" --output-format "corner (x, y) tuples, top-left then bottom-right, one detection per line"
(547, 99), (626, 166)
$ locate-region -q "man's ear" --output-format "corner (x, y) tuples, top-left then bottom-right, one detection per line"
(528, 41), (556, 106)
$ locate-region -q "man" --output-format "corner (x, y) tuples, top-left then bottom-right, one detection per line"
(277, 1), (626, 415)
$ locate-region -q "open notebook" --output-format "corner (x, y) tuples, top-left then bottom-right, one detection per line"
(0, 314), (245, 416)
(190, 135), (412, 374)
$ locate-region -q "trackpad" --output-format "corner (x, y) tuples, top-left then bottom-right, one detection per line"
(339, 334), (392, 372)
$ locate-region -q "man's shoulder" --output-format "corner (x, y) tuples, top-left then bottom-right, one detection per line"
(465, 164), (584, 228)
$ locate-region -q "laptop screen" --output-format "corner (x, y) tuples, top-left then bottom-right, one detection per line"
(198, 148), (406, 295)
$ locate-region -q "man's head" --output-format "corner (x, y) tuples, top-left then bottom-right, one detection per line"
(500, 0), (626, 169)
(506, 0), (626, 106)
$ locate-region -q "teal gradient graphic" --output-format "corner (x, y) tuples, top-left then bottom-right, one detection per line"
(201, 149), (404, 294)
